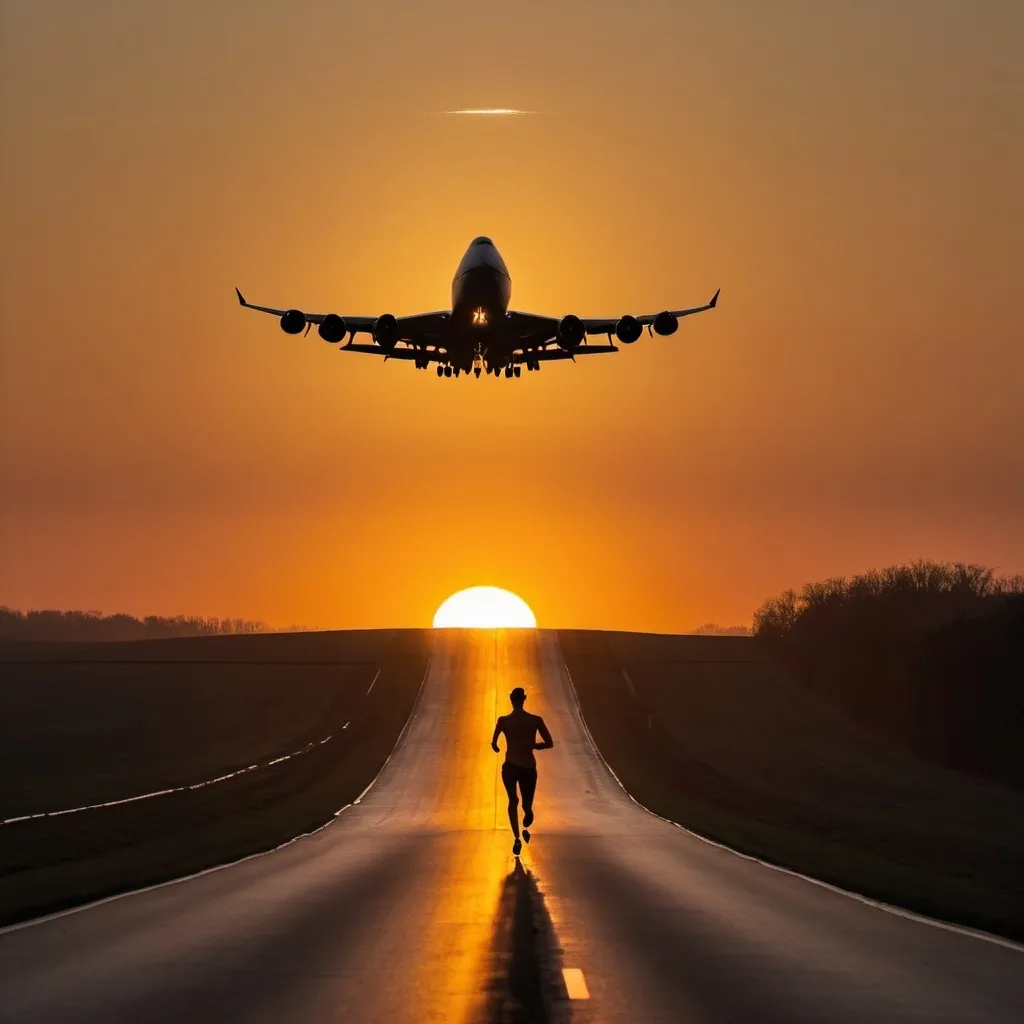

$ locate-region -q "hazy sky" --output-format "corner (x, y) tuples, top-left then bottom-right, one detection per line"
(2, 0), (1022, 630)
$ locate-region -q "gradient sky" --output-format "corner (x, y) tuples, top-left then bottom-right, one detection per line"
(2, 0), (1022, 631)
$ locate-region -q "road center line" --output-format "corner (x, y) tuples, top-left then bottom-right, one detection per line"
(562, 968), (591, 1000)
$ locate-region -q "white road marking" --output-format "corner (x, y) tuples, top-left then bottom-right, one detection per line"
(366, 668), (381, 696)
(562, 968), (591, 1000)
(353, 657), (432, 805)
(621, 668), (636, 696)
(2, 738), (332, 826)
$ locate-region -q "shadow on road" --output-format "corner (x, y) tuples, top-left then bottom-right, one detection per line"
(483, 858), (571, 1023)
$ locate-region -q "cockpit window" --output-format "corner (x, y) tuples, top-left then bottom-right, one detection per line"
(472, 236), (492, 245)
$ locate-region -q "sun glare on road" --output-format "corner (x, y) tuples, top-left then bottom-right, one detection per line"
(433, 587), (537, 628)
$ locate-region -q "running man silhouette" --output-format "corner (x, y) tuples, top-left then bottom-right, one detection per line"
(491, 686), (554, 856)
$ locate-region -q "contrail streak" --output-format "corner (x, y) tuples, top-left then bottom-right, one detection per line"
(433, 108), (537, 116)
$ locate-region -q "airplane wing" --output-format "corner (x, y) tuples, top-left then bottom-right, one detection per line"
(235, 288), (378, 334)
(235, 289), (450, 350)
(514, 345), (618, 363)
(579, 289), (720, 336)
(506, 288), (720, 349)
(339, 343), (450, 363)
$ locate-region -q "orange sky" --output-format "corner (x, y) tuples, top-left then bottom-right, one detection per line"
(1, 1), (1022, 631)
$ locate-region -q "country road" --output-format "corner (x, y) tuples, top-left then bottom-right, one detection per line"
(1, 630), (1021, 1023)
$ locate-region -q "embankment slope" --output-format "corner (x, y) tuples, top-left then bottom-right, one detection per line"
(0, 629), (430, 924)
(560, 629), (1024, 938)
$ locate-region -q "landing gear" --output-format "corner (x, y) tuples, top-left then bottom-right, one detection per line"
(436, 365), (443, 377)
(513, 365), (521, 378)
(444, 365), (453, 378)
(474, 366), (481, 378)
(504, 366), (513, 378)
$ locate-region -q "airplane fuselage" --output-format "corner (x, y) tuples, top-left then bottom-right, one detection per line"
(448, 236), (513, 369)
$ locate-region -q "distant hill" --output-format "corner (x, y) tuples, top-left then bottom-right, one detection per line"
(0, 608), (271, 643)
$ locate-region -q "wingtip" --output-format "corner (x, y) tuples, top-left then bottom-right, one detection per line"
(710, 288), (720, 308)
(235, 286), (246, 306)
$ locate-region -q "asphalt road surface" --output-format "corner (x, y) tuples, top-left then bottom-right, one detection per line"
(1, 631), (1021, 1023)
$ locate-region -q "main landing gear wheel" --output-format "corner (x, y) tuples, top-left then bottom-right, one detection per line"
(444, 365), (453, 377)
(474, 367), (481, 378)
(504, 366), (513, 378)
(513, 366), (521, 378)
(436, 365), (443, 377)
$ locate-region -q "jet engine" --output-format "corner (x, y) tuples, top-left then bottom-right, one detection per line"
(318, 313), (348, 343)
(279, 309), (306, 335)
(373, 313), (399, 349)
(615, 315), (642, 344)
(652, 311), (679, 336)
(557, 314), (585, 351)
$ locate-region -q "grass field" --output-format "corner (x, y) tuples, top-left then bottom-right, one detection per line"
(5, 627), (1022, 937)
(0, 629), (431, 925)
(560, 629), (1024, 940)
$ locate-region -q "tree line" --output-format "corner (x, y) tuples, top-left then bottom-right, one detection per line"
(691, 623), (751, 636)
(753, 561), (1024, 788)
(0, 608), (269, 643)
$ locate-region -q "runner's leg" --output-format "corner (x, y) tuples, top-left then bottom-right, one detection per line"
(500, 764), (520, 840)
(520, 768), (537, 828)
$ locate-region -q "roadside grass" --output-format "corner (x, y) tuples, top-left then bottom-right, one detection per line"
(0, 629), (431, 925)
(559, 629), (1024, 940)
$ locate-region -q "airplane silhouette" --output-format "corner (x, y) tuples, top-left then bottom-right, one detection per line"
(236, 237), (718, 379)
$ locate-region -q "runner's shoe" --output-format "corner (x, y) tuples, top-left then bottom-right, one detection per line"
(522, 829), (531, 844)
(523, 809), (534, 828)
(512, 838), (522, 856)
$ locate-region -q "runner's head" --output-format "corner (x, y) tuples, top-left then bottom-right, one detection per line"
(509, 686), (526, 709)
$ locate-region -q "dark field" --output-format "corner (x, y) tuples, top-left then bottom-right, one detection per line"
(0, 630), (431, 925)
(560, 629), (1024, 940)
(5, 627), (1023, 938)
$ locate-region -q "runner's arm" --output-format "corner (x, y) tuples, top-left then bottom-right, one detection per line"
(491, 717), (503, 753)
(534, 718), (554, 750)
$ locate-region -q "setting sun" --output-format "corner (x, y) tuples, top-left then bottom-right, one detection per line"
(433, 587), (537, 628)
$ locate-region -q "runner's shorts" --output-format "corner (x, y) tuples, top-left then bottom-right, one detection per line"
(501, 763), (538, 805)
